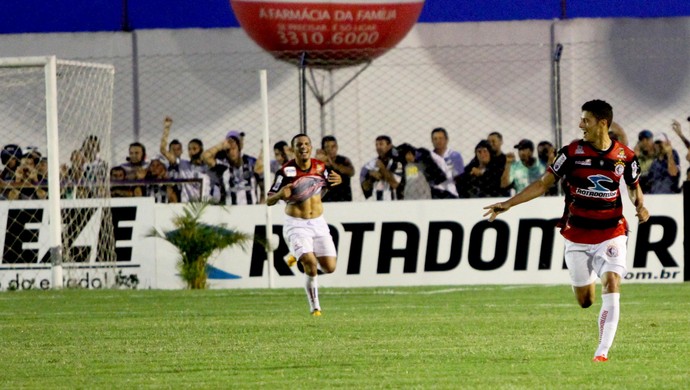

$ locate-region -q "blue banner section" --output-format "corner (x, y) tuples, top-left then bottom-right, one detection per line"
(206, 264), (241, 280)
(418, 0), (561, 23)
(125, 0), (237, 30)
(0, 0), (122, 34)
(566, 0), (690, 19)
(1, 1), (690, 34)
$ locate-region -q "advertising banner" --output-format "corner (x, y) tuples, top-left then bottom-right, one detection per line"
(0, 195), (683, 290)
(153, 195), (684, 289)
(0, 198), (156, 291)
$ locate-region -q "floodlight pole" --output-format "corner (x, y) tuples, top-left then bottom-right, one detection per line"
(298, 52), (308, 134)
(551, 41), (564, 150)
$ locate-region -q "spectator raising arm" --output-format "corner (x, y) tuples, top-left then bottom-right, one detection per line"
(201, 139), (230, 168)
(660, 139), (679, 178)
(159, 116), (177, 166)
(671, 119), (690, 163)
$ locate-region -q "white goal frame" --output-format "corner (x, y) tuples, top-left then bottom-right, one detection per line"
(0, 56), (63, 288)
(0, 56), (115, 289)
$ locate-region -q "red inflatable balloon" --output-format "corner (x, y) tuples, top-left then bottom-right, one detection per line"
(230, 0), (425, 68)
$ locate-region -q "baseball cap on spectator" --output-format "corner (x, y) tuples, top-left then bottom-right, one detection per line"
(226, 130), (245, 140)
(153, 154), (170, 168)
(24, 146), (41, 159)
(1, 144), (23, 165)
(638, 130), (653, 141)
(514, 139), (534, 151)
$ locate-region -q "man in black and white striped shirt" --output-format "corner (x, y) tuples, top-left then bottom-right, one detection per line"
(202, 131), (263, 205)
(359, 135), (403, 201)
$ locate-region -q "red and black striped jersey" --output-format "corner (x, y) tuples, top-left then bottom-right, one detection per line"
(269, 158), (328, 204)
(548, 139), (640, 244)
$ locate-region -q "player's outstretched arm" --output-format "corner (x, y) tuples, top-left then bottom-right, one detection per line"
(484, 171), (556, 221)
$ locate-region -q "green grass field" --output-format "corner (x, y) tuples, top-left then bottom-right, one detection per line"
(1, 284), (688, 389)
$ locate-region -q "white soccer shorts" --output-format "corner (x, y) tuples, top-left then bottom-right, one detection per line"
(564, 235), (628, 287)
(283, 215), (337, 259)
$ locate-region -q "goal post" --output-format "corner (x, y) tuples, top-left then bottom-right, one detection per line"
(0, 56), (116, 291)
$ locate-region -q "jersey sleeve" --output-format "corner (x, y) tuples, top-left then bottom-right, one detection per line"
(548, 145), (570, 178)
(268, 168), (287, 196)
(624, 154), (641, 187)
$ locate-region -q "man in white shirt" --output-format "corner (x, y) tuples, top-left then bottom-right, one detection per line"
(430, 127), (462, 198)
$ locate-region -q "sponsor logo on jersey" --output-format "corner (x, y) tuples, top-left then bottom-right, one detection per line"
(631, 161), (639, 179)
(271, 175), (283, 192)
(575, 145), (584, 154)
(575, 174), (618, 198)
(284, 166), (297, 177)
(553, 154), (567, 171)
(575, 158), (592, 166)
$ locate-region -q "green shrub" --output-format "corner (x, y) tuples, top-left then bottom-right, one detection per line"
(148, 202), (257, 289)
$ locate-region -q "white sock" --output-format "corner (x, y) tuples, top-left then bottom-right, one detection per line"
(305, 275), (320, 312)
(595, 293), (620, 358)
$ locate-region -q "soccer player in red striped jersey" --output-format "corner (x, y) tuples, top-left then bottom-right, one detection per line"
(267, 134), (342, 316)
(483, 100), (650, 362)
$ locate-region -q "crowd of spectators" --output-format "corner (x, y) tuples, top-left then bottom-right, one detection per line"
(2, 116), (689, 203)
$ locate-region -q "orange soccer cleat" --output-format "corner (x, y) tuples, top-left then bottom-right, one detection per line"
(285, 254), (297, 267)
(592, 355), (608, 362)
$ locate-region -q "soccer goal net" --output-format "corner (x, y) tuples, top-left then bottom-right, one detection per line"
(0, 56), (117, 291)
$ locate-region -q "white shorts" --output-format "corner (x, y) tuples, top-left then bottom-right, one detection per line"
(564, 236), (628, 287)
(283, 215), (337, 259)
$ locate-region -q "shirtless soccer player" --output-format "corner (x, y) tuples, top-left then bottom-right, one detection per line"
(267, 134), (342, 316)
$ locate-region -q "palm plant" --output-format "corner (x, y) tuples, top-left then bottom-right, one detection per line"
(148, 202), (256, 289)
